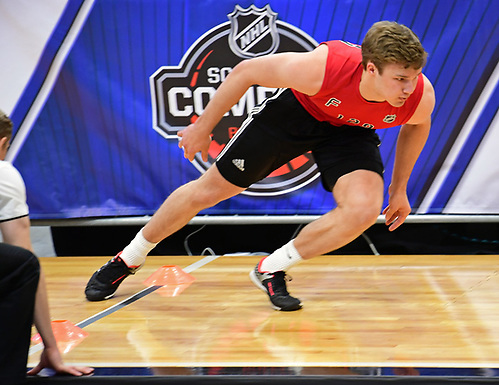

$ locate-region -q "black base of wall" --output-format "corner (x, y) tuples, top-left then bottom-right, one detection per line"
(50, 222), (499, 257)
(25, 374), (499, 385)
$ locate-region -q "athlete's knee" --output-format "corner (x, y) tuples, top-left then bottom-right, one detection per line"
(201, 167), (243, 201)
(189, 184), (222, 207)
(342, 196), (381, 229)
(176, 179), (217, 209)
(188, 175), (240, 208)
(358, 202), (381, 228)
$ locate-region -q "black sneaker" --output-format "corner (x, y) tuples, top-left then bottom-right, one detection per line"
(85, 253), (139, 301)
(249, 264), (302, 311)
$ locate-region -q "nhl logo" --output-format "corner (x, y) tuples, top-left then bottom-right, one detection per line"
(150, 4), (319, 196)
(228, 4), (279, 58)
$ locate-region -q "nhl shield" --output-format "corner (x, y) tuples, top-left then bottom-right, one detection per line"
(228, 4), (279, 58)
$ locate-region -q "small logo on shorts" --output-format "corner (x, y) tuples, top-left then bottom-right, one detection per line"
(232, 158), (245, 171)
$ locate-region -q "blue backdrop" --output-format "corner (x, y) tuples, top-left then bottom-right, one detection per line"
(4, 0), (499, 219)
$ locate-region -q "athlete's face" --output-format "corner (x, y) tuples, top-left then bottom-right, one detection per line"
(372, 63), (421, 107)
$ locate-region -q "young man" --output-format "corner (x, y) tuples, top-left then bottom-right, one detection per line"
(0, 111), (94, 383)
(86, 21), (435, 311)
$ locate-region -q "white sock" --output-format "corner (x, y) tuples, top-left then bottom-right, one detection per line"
(259, 240), (303, 273)
(119, 228), (158, 269)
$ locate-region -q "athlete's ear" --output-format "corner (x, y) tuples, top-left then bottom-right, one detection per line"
(366, 62), (377, 74)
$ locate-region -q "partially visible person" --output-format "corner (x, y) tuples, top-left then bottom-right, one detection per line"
(0, 110), (94, 384)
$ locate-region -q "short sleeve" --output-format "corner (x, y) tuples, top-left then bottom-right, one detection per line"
(0, 161), (29, 222)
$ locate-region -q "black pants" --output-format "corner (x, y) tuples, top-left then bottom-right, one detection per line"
(0, 243), (40, 385)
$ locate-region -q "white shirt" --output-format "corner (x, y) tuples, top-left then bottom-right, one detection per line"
(0, 160), (29, 222)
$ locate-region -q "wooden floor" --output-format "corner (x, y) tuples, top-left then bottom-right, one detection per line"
(28, 254), (499, 373)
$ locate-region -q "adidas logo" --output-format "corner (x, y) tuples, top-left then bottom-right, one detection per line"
(232, 158), (245, 171)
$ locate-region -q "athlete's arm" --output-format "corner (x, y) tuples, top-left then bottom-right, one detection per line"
(383, 75), (435, 231)
(233, 44), (328, 95)
(178, 45), (328, 161)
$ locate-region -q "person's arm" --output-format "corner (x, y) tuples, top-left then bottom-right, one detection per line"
(1, 217), (94, 376)
(177, 45), (329, 161)
(0, 215), (31, 248)
(383, 75), (436, 231)
(28, 271), (93, 376)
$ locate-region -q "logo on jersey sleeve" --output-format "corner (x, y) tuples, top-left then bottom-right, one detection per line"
(150, 5), (319, 196)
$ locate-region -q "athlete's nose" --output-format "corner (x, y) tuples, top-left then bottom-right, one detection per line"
(403, 79), (416, 95)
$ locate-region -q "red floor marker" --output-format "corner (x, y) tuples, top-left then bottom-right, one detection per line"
(31, 320), (89, 353)
(143, 265), (195, 297)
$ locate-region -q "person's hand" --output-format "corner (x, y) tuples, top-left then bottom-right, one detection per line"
(177, 123), (212, 162)
(382, 186), (411, 231)
(27, 346), (94, 377)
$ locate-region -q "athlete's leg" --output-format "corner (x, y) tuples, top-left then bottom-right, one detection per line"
(143, 165), (245, 243)
(252, 170), (383, 311)
(259, 169), (383, 271)
(85, 165), (245, 301)
(119, 164), (245, 267)
(294, 169), (383, 259)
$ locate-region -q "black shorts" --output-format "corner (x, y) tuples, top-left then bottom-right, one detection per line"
(216, 88), (384, 191)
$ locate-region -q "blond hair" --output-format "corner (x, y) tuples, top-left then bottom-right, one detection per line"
(361, 21), (427, 73)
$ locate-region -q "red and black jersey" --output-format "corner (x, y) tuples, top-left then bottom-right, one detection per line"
(292, 40), (424, 129)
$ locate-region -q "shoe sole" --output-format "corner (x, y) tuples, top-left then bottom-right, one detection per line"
(85, 291), (116, 301)
(249, 269), (267, 293)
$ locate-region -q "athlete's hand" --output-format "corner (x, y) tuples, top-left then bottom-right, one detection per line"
(177, 123), (212, 162)
(382, 187), (411, 231)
